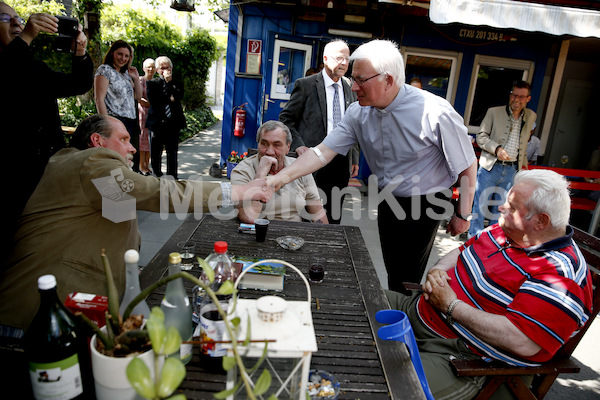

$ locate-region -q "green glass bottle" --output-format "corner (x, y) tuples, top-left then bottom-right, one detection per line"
(24, 275), (94, 400)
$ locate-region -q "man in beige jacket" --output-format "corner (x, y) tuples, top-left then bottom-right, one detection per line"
(0, 115), (272, 336)
(468, 80), (536, 238)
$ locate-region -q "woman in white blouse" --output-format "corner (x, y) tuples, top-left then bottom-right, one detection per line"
(94, 40), (142, 170)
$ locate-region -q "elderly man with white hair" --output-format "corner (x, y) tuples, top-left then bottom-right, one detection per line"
(146, 55), (185, 179)
(268, 39), (477, 294)
(386, 169), (594, 399)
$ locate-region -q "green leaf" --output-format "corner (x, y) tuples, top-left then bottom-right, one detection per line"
(157, 357), (186, 398)
(222, 356), (236, 371)
(213, 383), (241, 400)
(216, 280), (234, 296)
(243, 315), (252, 346)
(126, 357), (156, 399)
(198, 257), (214, 283)
(146, 311), (166, 354)
(253, 369), (272, 396)
(163, 326), (182, 356)
(230, 317), (241, 327)
(165, 395), (187, 400)
(267, 395), (279, 400)
(150, 306), (165, 323)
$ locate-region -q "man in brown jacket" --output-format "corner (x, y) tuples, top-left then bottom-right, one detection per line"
(0, 115), (271, 337)
(468, 80), (536, 238)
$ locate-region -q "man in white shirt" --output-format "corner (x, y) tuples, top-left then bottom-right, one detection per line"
(279, 39), (358, 224)
(269, 40), (477, 293)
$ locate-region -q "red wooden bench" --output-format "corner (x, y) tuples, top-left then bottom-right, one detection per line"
(527, 165), (600, 235)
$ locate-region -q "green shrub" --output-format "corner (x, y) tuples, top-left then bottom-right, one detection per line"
(59, 98), (217, 143)
(59, 97), (97, 128)
(181, 106), (218, 141)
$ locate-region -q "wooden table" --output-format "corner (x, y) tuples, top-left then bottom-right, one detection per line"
(140, 215), (426, 400)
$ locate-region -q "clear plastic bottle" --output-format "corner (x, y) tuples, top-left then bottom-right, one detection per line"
(199, 241), (236, 361)
(24, 275), (94, 400)
(119, 249), (151, 318)
(160, 252), (193, 365)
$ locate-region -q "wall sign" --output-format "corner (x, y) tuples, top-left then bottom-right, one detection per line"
(246, 39), (262, 74)
(458, 28), (517, 42)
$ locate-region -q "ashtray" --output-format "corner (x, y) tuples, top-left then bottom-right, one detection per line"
(307, 370), (340, 399)
(276, 236), (305, 251)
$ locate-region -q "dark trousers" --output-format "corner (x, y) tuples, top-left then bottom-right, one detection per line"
(115, 116), (140, 172)
(151, 123), (179, 179)
(378, 191), (450, 294)
(314, 154), (350, 224)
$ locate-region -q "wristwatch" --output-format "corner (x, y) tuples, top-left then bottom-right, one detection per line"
(455, 212), (472, 222)
(446, 299), (463, 325)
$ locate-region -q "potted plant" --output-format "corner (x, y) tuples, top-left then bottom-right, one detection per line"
(226, 151), (248, 179)
(80, 250), (276, 400)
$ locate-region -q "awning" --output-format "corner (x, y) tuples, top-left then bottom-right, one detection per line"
(429, 0), (600, 38)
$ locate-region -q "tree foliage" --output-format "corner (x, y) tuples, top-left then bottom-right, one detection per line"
(8, 0), (221, 112)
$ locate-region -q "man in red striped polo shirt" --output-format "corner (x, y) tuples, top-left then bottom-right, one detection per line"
(387, 169), (594, 400)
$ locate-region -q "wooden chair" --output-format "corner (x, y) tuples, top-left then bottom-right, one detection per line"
(450, 226), (600, 400)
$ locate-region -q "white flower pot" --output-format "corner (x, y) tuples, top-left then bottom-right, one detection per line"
(90, 332), (157, 400)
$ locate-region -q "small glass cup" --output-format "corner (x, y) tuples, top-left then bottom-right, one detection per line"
(309, 257), (326, 283)
(177, 241), (196, 271)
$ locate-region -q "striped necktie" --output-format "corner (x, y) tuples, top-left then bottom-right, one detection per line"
(332, 83), (341, 128)
(164, 80), (172, 119)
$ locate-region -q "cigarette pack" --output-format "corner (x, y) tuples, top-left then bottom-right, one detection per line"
(64, 292), (108, 327)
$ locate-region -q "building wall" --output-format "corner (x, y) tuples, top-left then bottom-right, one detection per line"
(221, 3), (563, 169)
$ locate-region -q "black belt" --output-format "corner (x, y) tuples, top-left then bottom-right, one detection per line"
(498, 160), (517, 166)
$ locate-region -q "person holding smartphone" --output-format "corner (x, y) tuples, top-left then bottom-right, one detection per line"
(0, 3), (93, 260)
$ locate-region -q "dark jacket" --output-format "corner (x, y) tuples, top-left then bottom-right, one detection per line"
(0, 36), (93, 251)
(145, 77), (186, 131)
(279, 72), (358, 163)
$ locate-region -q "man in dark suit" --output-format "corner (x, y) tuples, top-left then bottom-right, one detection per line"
(146, 55), (186, 179)
(279, 39), (358, 224)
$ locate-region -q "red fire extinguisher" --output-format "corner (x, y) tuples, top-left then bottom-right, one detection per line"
(233, 103), (247, 138)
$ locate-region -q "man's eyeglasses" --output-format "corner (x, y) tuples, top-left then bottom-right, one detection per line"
(0, 13), (26, 26)
(333, 56), (349, 64)
(509, 91), (530, 101)
(351, 73), (382, 87)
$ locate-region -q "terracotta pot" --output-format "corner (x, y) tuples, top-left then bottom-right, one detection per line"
(90, 333), (157, 400)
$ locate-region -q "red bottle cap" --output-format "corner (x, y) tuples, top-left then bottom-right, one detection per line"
(214, 241), (228, 253)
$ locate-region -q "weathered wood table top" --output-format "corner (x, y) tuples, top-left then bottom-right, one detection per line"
(140, 214), (425, 400)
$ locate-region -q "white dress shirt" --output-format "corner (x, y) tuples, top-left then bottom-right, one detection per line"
(322, 70), (345, 135)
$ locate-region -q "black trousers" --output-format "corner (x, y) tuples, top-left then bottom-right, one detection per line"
(151, 123), (180, 179)
(314, 154), (351, 224)
(377, 191), (451, 294)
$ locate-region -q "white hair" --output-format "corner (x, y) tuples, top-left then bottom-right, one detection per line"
(323, 39), (348, 57)
(143, 58), (155, 68)
(513, 169), (571, 229)
(154, 56), (173, 69)
(349, 39), (405, 86)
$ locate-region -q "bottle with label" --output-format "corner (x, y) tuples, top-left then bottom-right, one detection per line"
(24, 275), (94, 400)
(119, 249), (151, 318)
(199, 241), (236, 363)
(160, 252), (193, 365)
